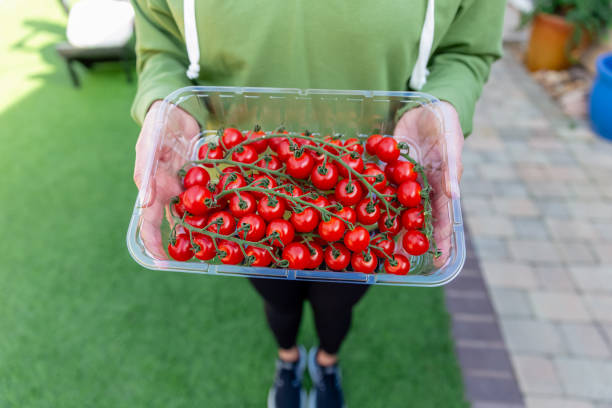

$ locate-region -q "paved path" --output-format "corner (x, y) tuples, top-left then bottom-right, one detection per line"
(459, 50), (612, 408)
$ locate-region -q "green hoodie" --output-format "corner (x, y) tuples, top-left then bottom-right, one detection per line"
(130, 0), (505, 135)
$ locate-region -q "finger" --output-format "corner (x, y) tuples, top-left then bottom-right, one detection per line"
(432, 192), (453, 268)
(140, 197), (168, 260)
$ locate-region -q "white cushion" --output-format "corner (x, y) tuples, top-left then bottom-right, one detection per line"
(66, 0), (134, 48)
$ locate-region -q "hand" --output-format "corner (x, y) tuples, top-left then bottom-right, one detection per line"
(393, 101), (464, 267)
(134, 100), (200, 259)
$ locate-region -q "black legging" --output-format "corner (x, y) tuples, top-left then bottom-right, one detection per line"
(249, 278), (370, 355)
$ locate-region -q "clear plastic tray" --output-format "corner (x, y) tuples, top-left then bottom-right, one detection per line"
(127, 87), (465, 286)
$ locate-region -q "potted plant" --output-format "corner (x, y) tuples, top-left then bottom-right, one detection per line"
(522, 0), (612, 71)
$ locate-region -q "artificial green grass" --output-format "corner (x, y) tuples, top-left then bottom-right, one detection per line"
(0, 2), (467, 407)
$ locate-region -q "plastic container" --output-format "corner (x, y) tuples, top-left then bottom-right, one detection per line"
(127, 87), (465, 286)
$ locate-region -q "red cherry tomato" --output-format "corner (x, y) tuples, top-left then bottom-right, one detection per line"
(246, 246), (273, 267)
(282, 242), (310, 269)
(250, 175), (278, 199)
(362, 167), (387, 193)
(217, 172), (247, 192)
(305, 243), (324, 269)
(337, 154), (365, 178)
(375, 137), (400, 163)
(344, 226), (370, 252)
(221, 128), (246, 149)
(384, 254), (410, 275)
(384, 161), (398, 183)
(193, 233), (216, 261)
(324, 243), (351, 271)
(266, 219), (295, 247)
(318, 216), (346, 242)
(229, 192), (256, 217)
(232, 145), (258, 164)
(255, 155), (282, 171)
(182, 185), (215, 216)
(334, 206), (357, 226)
(311, 163), (339, 190)
(286, 152), (314, 179)
(278, 184), (303, 209)
(378, 213), (401, 235)
(355, 199), (381, 225)
(268, 129), (288, 152)
(185, 214), (208, 229)
(365, 134), (383, 155)
(222, 166), (242, 174)
(276, 140), (296, 162)
(323, 136), (343, 155)
(237, 214), (266, 242)
(206, 211), (236, 235)
(335, 179), (363, 207)
(402, 230), (429, 256)
(245, 128), (268, 153)
(401, 207), (425, 230)
(290, 207), (320, 233)
(173, 196), (187, 218)
(183, 166), (211, 189)
(306, 194), (330, 209)
(352, 251), (378, 274)
(218, 240), (243, 264)
(379, 185), (397, 206)
(365, 162), (382, 171)
(197, 144), (224, 167)
(257, 196), (286, 222)
(393, 161), (417, 184)
(168, 233), (194, 261)
(343, 138), (364, 155)
(397, 181), (422, 207)
(371, 236), (395, 258)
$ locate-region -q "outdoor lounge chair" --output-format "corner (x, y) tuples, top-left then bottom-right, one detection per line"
(55, 0), (135, 87)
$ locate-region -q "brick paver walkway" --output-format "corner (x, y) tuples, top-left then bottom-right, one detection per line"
(460, 50), (612, 408)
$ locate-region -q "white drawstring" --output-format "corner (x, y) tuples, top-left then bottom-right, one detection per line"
(410, 0), (435, 90)
(184, 0), (200, 79)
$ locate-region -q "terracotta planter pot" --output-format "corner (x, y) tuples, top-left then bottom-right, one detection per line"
(525, 13), (590, 71)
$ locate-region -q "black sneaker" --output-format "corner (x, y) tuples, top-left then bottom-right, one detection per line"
(267, 345), (307, 408)
(308, 347), (346, 408)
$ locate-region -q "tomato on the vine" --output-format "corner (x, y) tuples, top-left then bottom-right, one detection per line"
(268, 129), (288, 152)
(337, 154), (365, 178)
(250, 175), (278, 199)
(237, 214), (266, 242)
(276, 140), (297, 162)
(246, 246), (272, 267)
(401, 207), (425, 230)
(397, 180), (422, 207)
(305, 242), (324, 269)
(378, 213), (401, 235)
(384, 161), (398, 183)
(335, 179), (363, 206)
(183, 166), (211, 189)
(217, 173), (247, 192)
(197, 144), (224, 167)
(286, 152), (314, 179)
(221, 128), (246, 149)
(362, 167), (387, 192)
(307, 194), (330, 210)
(384, 254), (410, 275)
(352, 251), (378, 274)
(229, 192), (256, 217)
(324, 243), (351, 271)
(282, 242), (310, 269)
(365, 134), (383, 155)
(185, 214), (208, 229)
(323, 136), (343, 155)
(290, 207), (320, 233)
(375, 137), (400, 163)
(343, 138), (364, 155)
(311, 163), (339, 190)
(182, 185), (215, 215)
(206, 211), (236, 235)
(344, 226), (370, 252)
(371, 236), (395, 258)
(278, 184), (303, 208)
(379, 185), (397, 206)
(318, 216), (346, 242)
(356, 199), (381, 225)
(258, 196), (286, 222)
(266, 219), (295, 247)
(168, 233), (193, 261)
(173, 196), (187, 217)
(218, 240), (243, 264)
(334, 206), (357, 225)
(232, 145), (258, 164)
(255, 155), (282, 171)
(245, 127), (268, 153)
(402, 230), (429, 256)
(393, 161), (417, 184)
(193, 233), (216, 261)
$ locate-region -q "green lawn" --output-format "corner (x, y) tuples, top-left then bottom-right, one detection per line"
(0, 2), (467, 407)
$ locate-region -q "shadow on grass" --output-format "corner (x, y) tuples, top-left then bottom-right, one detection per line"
(0, 19), (468, 408)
